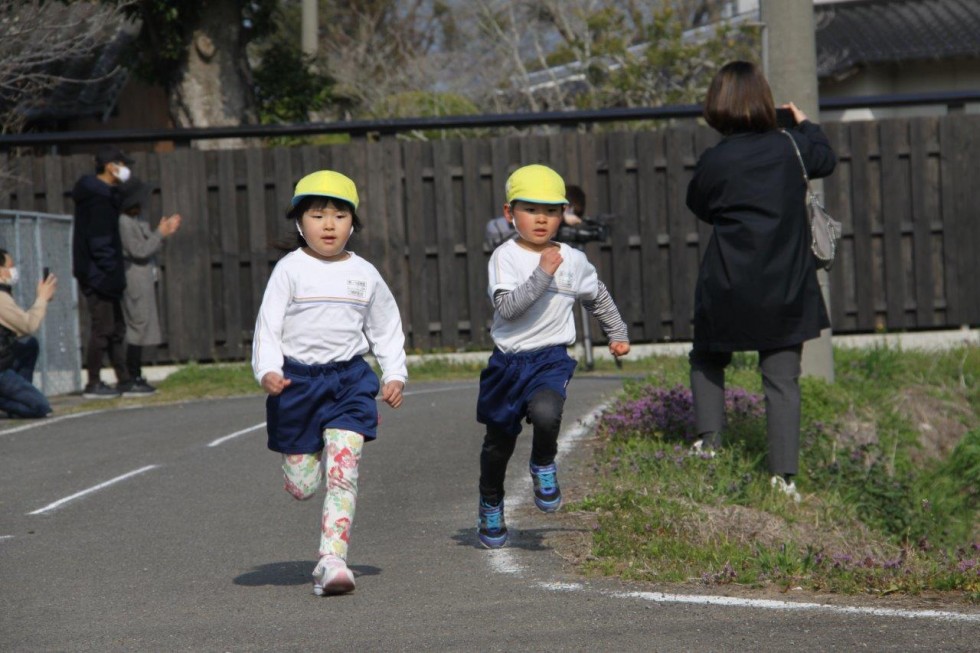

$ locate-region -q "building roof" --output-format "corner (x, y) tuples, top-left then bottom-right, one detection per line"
(815, 0), (980, 78)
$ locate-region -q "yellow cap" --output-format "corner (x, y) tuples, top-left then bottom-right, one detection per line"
(505, 164), (568, 205)
(292, 170), (359, 209)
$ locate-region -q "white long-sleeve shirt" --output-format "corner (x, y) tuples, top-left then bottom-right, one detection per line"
(251, 249), (408, 386)
(488, 240), (627, 353)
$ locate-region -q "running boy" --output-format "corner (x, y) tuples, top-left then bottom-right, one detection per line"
(252, 170), (407, 595)
(476, 164), (630, 548)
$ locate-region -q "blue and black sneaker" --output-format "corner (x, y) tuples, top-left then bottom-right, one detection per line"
(477, 498), (508, 548)
(529, 462), (562, 512)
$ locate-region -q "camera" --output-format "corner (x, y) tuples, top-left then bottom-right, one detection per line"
(556, 214), (615, 244)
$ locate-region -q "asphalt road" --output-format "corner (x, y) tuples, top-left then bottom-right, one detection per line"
(1, 377), (977, 652)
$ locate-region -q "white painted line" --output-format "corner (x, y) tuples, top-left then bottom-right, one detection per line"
(401, 384), (478, 397)
(604, 589), (980, 623)
(0, 411), (99, 437)
(208, 422), (265, 448)
(206, 387), (473, 448)
(0, 535), (14, 541)
(485, 402), (610, 578)
(28, 465), (160, 515)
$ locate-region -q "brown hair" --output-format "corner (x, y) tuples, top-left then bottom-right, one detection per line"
(703, 61), (776, 135)
(565, 185), (586, 218)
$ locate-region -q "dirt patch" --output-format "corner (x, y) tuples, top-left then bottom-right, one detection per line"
(894, 387), (972, 464)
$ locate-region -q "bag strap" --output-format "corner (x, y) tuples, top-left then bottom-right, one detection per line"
(780, 129), (813, 193)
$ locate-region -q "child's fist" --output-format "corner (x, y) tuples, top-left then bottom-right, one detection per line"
(609, 341), (630, 357)
(382, 380), (404, 408)
(261, 372), (291, 396)
(539, 246), (563, 275)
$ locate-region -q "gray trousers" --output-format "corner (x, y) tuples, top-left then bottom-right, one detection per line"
(689, 345), (802, 476)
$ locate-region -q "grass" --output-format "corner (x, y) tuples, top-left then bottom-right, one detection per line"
(567, 344), (980, 602)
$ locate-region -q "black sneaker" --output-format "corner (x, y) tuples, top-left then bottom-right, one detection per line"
(82, 381), (121, 399)
(120, 377), (156, 397)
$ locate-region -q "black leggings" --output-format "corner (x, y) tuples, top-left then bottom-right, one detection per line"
(479, 387), (565, 503)
(126, 344), (143, 379)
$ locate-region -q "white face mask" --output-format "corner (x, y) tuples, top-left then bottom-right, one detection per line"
(4, 267), (19, 286)
(114, 164), (131, 183)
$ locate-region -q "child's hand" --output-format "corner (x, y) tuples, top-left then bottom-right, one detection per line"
(381, 380), (404, 408)
(261, 372), (291, 396)
(539, 245), (563, 275)
(609, 341), (630, 357)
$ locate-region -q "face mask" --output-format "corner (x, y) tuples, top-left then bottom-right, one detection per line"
(295, 221), (305, 240)
(5, 267), (19, 286)
(114, 165), (131, 183)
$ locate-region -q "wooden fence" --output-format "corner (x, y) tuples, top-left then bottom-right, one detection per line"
(1, 114), (978, 364)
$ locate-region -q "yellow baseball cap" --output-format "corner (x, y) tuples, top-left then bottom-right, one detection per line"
(292, 170), (360, 209)
(505, 164), (568, 205)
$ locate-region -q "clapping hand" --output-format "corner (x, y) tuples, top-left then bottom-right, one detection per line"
(158, 213), (182, 237)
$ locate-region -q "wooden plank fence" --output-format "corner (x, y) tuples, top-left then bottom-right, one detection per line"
(2, 114), (977, 364)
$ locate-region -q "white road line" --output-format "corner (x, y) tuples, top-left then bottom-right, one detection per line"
(0, 411), (99, 437)
(206, 387), (473, 448)
(484, 402), (608, 577)
(27, 465), (160, 516)
(608, 590), (980, 622)
(208, 422), (266, 448)
(402, 384), (478, 397)
(496, 402), (980, 624)
(0, 534), (14, 541)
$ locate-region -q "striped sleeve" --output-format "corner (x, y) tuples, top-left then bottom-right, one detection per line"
(581, 280), (629, 342)
(492, 266), (553, 320)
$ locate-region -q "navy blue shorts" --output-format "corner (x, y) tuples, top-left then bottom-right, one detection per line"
(266, 356), (381, 454)
(476, 345), (577, 437)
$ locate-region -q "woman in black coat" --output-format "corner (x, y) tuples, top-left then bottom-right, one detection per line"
(685, 60), (837, 501)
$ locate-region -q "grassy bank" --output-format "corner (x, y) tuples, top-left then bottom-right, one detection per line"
(568, 345), (979, 602)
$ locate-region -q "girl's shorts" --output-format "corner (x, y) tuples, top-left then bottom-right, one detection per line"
(266, 356), (381, 454)
(476, 345), (577, 437)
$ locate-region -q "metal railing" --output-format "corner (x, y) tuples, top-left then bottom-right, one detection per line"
(2, 90), (979, 148)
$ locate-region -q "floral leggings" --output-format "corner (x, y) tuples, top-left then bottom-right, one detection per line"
(282, 428), (364, 560)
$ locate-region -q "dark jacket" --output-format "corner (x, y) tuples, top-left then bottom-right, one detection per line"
(72, 174), (125, 299)
(686, 120), (837, 352)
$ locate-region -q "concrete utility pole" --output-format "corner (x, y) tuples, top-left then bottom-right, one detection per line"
(760, 0), (834, 383)
(301, 0), (318, 58)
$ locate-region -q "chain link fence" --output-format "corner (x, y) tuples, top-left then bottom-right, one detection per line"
(0, 210), (82, 397)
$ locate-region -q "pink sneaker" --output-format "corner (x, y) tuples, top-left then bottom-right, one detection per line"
(312, 555), (355, 596)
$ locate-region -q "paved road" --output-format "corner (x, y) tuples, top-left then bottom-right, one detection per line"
(1, 378), (977, 652)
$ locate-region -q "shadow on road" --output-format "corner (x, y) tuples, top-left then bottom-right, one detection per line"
(233, 560), (382, 586)
(450, 525), (587, 551)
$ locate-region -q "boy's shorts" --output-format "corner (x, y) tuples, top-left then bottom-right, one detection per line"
(266, 356), (381, 454)
(476, 345), (577, 437)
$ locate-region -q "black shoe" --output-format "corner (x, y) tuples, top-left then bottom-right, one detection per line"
(82, 381), (121, 399)
(120, 377), (156, 397)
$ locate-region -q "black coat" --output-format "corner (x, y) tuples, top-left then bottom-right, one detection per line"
(686, 121), (837, 352)
(71, 174), (125, 299)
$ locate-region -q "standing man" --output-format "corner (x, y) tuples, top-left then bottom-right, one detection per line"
(71, 145), (134, 398)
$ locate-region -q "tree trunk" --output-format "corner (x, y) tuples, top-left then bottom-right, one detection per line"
(170, 0), (255, 150)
